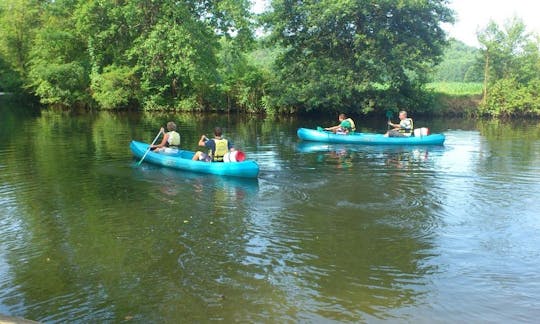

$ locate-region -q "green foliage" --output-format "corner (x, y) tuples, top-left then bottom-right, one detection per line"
(478, 17), (540, 117)
(0, 56), (22, 92)
(216, 38), (272, 113)
(27, 1), (91, 108)
(91, 65), (138, 109)
(480, 78), (540, 117)
(30, 62), (89, 107)
(427, 82), (483, 96)
(263, 0), (454, 114)
(432, 39), (483, 82)
(1, 0), (256, 110)
(0, 0), (39, 77)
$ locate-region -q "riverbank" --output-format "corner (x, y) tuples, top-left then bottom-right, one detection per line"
(425, 82), (483, 117)
(2, 84), (534, 119)
(431, 93), (482, 116)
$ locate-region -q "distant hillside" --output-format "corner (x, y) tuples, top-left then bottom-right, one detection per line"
(432, 39), (483, 83)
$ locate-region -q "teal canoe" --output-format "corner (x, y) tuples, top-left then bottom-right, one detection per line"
(297, 128), (445, 145)
(130, 140), (259, 178)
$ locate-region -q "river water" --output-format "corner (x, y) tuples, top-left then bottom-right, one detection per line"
(1, 102), (540, 322)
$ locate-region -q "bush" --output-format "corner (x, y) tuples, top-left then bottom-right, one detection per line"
(481, 78), (540, 117)
(91, 65), (139, 109)
(30, 62), (90, 107)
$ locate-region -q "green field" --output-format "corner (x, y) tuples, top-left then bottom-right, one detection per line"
(427, 82), (483, 96)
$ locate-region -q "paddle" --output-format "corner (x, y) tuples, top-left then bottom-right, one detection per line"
(385, 110), (393, 130)
(136, 129), (163, 166)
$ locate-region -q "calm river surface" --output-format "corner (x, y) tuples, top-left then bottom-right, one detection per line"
(1, 102), (540, 322)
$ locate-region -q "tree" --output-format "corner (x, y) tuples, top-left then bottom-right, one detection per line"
(477, 18), (540, 116)
(432, 39), (482, 82)
(27, 0), (91, 108)
(263, 0), (454, 113)
(217, 38), (268, 113)
(0, 0), (40, 78)
(75, 0), (254, 110)
(0, 0), (41, 94)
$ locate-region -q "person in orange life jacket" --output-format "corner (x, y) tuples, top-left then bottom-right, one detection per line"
(325, 113), (356, 134)
(385, 110), (414, 137)
(151, 121), (181, 153)
(192, 127), (234, 162)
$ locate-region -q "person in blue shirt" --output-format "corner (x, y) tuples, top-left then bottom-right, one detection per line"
(192, 127), (235, 162)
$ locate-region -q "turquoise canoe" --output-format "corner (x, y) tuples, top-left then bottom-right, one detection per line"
(130, 140), (259, 178)
(297, 128), (445, 145)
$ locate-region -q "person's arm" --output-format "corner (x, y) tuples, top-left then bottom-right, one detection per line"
(325, 124), (340, 131)
(387, 121), (399, 129)
(198, 135), (208, 147)
(151, 127), (166, 148)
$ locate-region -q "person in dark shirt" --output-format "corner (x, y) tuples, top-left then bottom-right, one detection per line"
(192, 127), (234, 162)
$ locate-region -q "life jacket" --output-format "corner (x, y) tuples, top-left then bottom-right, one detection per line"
(166, 131), (180, 147)
(345, 118), (356, 132)
(399, 118), (413, 135)
(212, 138), (229, 162)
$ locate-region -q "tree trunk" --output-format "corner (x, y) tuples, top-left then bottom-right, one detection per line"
(482, 51), (490, 104)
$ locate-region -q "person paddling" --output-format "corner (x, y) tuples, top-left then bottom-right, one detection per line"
(151, 121), (181, 153)
(325, 113), (356, 134)
(385, 111), (413, 137)
(192, 127), (235, 162)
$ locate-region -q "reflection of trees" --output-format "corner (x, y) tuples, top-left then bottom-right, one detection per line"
(476, 119), (540, 168)
(1, 108), (449, 321)
(297, 142), (440, 170)
(0, 109), (275, 321)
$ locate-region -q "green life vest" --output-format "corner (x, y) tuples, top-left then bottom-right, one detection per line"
(345, 118), (356, 132)
(212, 138), (229, 162)
(167, 131), (180, 147)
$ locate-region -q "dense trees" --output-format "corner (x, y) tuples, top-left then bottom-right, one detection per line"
(1, 0), (255, 109)
(263, 0), (454, 113)
(432, 39), (482, 82)
(1, 0), (539, 117)
(1, 0), (454, 114)
(477, 18), (540, 117)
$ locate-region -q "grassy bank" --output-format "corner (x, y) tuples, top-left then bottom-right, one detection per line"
(427, 82), (483, 116)
(427, 82), (483, 96)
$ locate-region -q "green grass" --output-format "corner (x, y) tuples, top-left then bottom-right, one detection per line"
(427, 82), (483, 96)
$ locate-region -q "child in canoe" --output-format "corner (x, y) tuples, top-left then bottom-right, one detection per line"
(325, 114), (356, 134)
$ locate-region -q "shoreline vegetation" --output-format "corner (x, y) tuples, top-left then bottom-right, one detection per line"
(1, 1), (539, 118)
(428, 82), (483, 117)
(0, 85), (486, 119)
(0, 82), (511, 118)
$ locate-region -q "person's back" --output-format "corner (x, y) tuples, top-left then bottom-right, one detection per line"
(192, 127), (233, 162)
(167, 130), (180, 147)
(151, 121), (181, 153)
(207, 137), (230, 162)
(341, 117), (356, 133)
(326, 113), (356, 134)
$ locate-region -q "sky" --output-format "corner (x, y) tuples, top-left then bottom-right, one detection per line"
(251, 0), (540, 48)
(444, 0), (540, 47)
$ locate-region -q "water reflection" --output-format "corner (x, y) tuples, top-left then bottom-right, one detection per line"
(1, 104), (539, 322)
(296, 141), (444, 169)
(131, 165), (259, 208)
